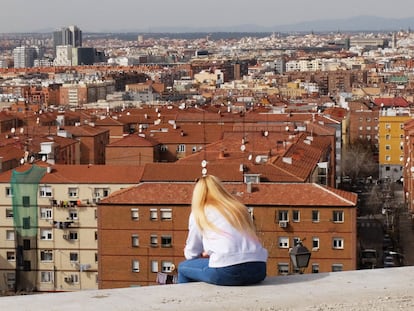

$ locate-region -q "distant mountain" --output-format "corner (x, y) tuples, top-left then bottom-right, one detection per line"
(121, 15), (414, 34)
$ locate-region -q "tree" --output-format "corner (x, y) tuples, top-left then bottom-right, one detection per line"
(342, 138), (378, 183)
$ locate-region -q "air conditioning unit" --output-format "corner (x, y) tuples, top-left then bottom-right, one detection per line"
(64, 276), (73, 283)
(279, 220), (288, 228)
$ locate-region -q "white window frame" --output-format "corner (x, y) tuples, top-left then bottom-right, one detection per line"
(333, 211), (344, 223)
(69, 231), (78, 240)
(333, 237), (344, 249)
(6, 230), (15, 240)
(6, 208), (13, 218)
(132, 234), (139, 247)
(69, 210), (78, 220)
(278, 263), (289, 275)
(150, 234), (158, 247)
(7, 251), (15, 261)
(40, 229), (52, 240)
(278, 236), (289, 248)
(40, 207), (53, 219)
(292, 210), (300, 222)
(177, 144), (185, 152)
(5, 187), (13, 197)
(312, 210), (320, 222)
(278, 210), (289, 222)
(150, 209), (158, 220)
(160, 208), (172, 221)
(131, 208), (139, 220)
(312, 263), (319, 273)
(41, 271), (54, 283)
(68, 187), (79, 198)
(132, 260), (140, 273)
(332, 264), (343, 272)
(312, 237), (320, 250)
(39, 185), (53, 197)
(40, 250), (53, 262)
(69, 252), (79, 262)
(161, 235), (172, 248)
(151, 260), (159, 273)
(161, 261), (174, 273)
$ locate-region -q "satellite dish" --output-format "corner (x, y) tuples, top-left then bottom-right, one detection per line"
(42, 155), (47, 162)
(201, 160), (207, 168)
(264, 131), (269, 137)
(240, 144), (246, 152)
(11, 128), (15, 134)
(20, 158), (25, 165)
(248, 154), (253, 161)
(201, 168), (207, 176)
(20, 128), (24, 134)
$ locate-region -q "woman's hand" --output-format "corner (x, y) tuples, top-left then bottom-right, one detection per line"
(200, 251), (209, 258)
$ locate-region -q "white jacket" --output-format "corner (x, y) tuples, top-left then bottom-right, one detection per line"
(184, 207), (268, 268)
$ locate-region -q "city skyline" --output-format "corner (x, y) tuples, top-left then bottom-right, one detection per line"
(1, 0), (414, 33)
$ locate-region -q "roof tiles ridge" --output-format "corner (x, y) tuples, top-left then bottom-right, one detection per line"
(313, 183), (356, 206)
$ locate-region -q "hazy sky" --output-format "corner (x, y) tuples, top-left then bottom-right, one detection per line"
(1, 0), (414, 32)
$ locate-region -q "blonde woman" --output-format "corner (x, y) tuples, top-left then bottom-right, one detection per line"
(178, 175), (268, 285)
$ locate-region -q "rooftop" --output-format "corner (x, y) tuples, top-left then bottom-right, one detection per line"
(1, 266), (413, 310)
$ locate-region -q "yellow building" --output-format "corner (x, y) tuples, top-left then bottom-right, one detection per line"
(378, 112), (411, 181)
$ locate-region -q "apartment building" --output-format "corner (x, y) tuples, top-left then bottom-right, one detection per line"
(378, 111), (411, 180)
(0, 163), (143, 293)
(98, 180), (357, 288)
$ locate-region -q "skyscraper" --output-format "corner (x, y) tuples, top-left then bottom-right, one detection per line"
(53, 25), (82, 49)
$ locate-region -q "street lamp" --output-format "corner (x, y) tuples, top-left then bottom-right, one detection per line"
(289, 239), (311, 273)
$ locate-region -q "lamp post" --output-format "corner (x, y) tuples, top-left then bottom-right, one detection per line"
(289, 239), (311, 274)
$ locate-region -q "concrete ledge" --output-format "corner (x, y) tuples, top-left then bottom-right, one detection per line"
(1, 267), (414, 310)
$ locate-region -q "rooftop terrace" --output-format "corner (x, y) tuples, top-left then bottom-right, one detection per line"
(1, 266), (413, 310)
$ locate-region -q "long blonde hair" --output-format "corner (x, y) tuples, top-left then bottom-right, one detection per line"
(191, 175), (258, 239)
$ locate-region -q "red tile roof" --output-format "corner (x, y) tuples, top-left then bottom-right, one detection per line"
(102, 182), (357, 207)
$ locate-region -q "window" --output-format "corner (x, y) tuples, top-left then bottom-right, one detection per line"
(6, 208), (13, 218)
(150, 209), (158, 220)
(332, 264), (343, 272)
(177, 144), (185, 152)
(39, 185), (53, 197)
(23, 239), (30, 250)
(132, 260), (140, 272)
(312, 210), (320, 222)
(7, 251), (15, 261)
(333, 211), (344, 223)
(386, 134), (391, 140)
(278, 263), (289, 275)
(150, 235), (158, 247)
(278, 237), (289, 248)
(333, 238), (344, 249)
(277, 210), (289, 222)
(69, 232), (78, 240)
(68, 187), (78, 198)
(385, 145), (391, 150)
(312, 263), (319, 273)
(69, 210), (78, 220)
(161, 235), (172, 248)
(40, 250), (53, 262)
(40, 208), (52, 219)
(131, 208), (139, 220)
(161, 261), (174, 272)
(22, 196), (30, 207)
(66, 253), (78, 263)
(293, 237), (301, 246)
(160, 145), (168, 152)
(160, 209), (172, 221)
(292, 210), (300, 222)
(312, 237), (320, 250)
(22, 217), (30, 229)
(6, 273), (15, 290)
(6, 187), (13, 197)
(95, 231), (98, 240)
(41, 271), (53, 283)
(40, 229), (52, 240)
(151, 260), (159, 273)
(6, 230), (15, 240)
(385, 123), (391, 129)
(132, 234), (139, 247)
(385, 155), (391, 161)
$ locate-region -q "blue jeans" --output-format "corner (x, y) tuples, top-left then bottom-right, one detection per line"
(178, 258), (266, 286)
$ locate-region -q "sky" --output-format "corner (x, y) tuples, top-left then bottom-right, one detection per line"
(1, 0), (414, 33)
